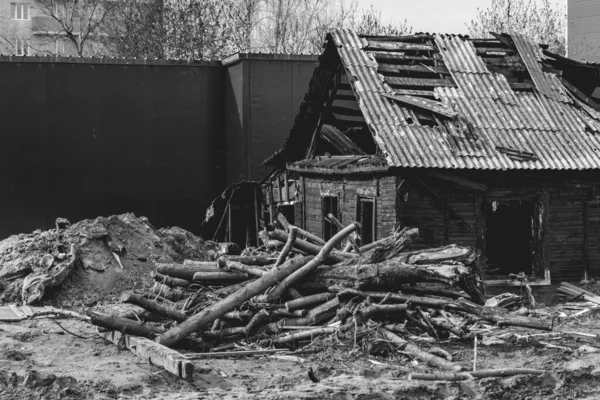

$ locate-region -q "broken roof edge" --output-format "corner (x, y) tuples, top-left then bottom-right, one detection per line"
(287, 155), (390, 175)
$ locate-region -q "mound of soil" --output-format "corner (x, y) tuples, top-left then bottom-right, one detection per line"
(0, 213), (216, 307)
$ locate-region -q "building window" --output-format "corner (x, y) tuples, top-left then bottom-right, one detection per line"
(356, 196), (376, 245)
(55, 38), (66, 55)
(322, 195), (339, 241)
(10, 3), (29, 20)
(14, 38), (29, 56)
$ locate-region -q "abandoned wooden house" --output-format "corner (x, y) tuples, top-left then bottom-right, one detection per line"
(261, 29), (600, 291)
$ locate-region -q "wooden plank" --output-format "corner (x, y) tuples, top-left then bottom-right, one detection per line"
(476, 48), (517, 55)
(385, 76), (456, 88)
(382, 93), (458, 118)
(98, 330), (194, 380)
(391, 89), (436, 97)
(369, 51), (439, 62)
(365, 41), (435, 52)
(9, 304), (26, 319)
(378, 64), (449, 74)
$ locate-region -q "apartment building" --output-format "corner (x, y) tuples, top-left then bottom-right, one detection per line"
(0, 0), (85, 56)
(568, 0), (600, 62)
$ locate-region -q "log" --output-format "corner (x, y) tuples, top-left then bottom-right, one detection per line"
(151, 282), (188, 302)
(430, 317), (471, 340)
(399, 285), (465, 300)
(302, 260), (484, 304)
(285, 297), (341, 326)
(222, 310), (254, 321)
(268, 229), (353, 263)
(90, 312), (164, 339)
(275, 227), (298, 267)
(409, 368), (546, 381)
(356, 304), (407, 324)
(404, 343), (463, 372)
(120, 292), (188, 323)
(220, 256), (277, 266)
(266, 223), (359, 302)
(352, 228), (419, 264)
(156, 262), (219, 280)
(274, 309), (308, 318)
(273, 327), (337, 345)
(184, 348), (314, 359)
(398, 244), (478, 266)
(334, 289), (483, 314)
(290, 225), (326, 246)
(218, 258), (267, 277)
(285, 293), (336, 311)
(151, 270), (193, 288)
(326, 213), (361, 253)
(155, 255), (313, 347)
(192, 271), (250, 284)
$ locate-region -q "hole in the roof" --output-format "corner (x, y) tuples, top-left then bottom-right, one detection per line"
(405, 117), (414, 125)
(442, 47), (447, 51)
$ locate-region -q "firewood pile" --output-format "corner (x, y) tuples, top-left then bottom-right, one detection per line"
(86, 221), (558, 377)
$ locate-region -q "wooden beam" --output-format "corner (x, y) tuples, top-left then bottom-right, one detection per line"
(363, 34), (433, 43)
(385, 76), (456, 88)
(382, 93), (458, 118)
(368, 51), (439, 62)
(365, 41), (435, 52)
(378, 64), (449, 75)
(476, 48), (517, 56)
(98, 330), (194, 380)
(391, 89), (436, 97)
(560, 77), (600, 111)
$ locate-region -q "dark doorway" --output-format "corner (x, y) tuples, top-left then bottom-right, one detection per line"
(322, 195), (339, 241)
(485, 200), (533, 276)
(357, 197), (375, 245)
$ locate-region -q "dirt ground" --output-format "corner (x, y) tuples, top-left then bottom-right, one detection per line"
(1, 309), (600, 400)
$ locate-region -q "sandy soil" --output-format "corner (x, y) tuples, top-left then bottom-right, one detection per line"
(1, 309), (600, 400)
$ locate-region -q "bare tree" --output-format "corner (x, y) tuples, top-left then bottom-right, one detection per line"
(467, 0), (566, 54)
(352, 6), (412, 37)
(107, 0), (166, 58)
(33, 0), (117, 56)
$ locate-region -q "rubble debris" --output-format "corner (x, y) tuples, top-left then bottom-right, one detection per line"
(0, 213), (217, 306)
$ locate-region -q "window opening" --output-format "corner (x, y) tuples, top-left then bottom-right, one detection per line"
(322, 195), (339, 241)
(357, 197), (375, 245)
(10, 3), (29, 20)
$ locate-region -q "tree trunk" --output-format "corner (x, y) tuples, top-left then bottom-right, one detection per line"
(155, 255), (313, 347)
(91, 312), (164, 339)
(268, 229), (354, 263)
(300, 260), (484, 303)
(151, 270), (192, 288)
(221, 256), (277, 266)
(285, 292), (335, 311)
(156, 262), (219, 280)
(120, 292), (188, 322)
(192, 271), (250, 284)
(353, 228), (419, 264)
(266, 223), (359, 302)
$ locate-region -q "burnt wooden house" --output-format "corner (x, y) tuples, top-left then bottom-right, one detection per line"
(262, 29), (600, 291)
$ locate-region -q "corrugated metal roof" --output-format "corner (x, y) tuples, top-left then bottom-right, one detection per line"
(326, 29), (600, 170)
(510, 31), (570, 103)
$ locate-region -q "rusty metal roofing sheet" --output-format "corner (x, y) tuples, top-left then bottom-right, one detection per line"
(325, 29), (600, 171)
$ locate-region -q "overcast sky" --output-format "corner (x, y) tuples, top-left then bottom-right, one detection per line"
(356, 0), (566, 34)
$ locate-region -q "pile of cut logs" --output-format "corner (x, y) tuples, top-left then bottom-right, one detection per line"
(89, 222), (554, 374)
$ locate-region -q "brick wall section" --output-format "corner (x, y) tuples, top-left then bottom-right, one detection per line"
(301, 174), (396, 241)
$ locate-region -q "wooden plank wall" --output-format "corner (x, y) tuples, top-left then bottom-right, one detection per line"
(397, 173), (599, 284)
(302, 175), (396, 240)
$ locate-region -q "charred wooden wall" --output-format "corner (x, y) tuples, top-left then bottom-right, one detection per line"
(301, 174), (397, 241)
